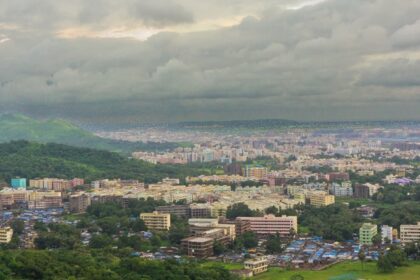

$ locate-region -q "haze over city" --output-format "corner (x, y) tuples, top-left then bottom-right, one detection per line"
(1, 0), (420, 124)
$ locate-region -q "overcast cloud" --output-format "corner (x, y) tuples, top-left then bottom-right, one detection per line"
(0, 0), (420, 124)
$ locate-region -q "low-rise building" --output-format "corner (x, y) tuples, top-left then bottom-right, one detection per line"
(309, 191), (335, 207)
(354, 183), (382, 198)
(237, 215), (297, 237)
(359, 223), (377, 245)
(28, 191), (63, 209)
(190, 204), (212, 218)
(400, 222), (420, 244)
(140, 211), (171, 231)
(11, 178), (26, 189)
(381, 225), (393, 243)
(0, 226), (13, 243)
(69, 193), (91, 213)
(156, 204), (190, 218)
(243, 165), (268, 179)
(331, 183), (353, 197)
(181, 237), (214, 258)
(188, 218), (236, 240)
(244, 256), (268, 275)
(326, 172), (349, 182)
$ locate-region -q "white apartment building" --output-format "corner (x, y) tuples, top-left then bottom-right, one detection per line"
(381, 225), (393, 243)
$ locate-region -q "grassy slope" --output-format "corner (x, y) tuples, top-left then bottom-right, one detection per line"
(0, 114), (179, 153)
(253, 261), (420, 280)
(0, 114), (92, 142)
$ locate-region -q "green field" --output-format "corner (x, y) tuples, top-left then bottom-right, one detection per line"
(253, 261), (420, 280)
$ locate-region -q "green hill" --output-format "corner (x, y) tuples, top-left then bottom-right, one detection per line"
(0, 114), (179, 153)
(0, 141), (209, 183)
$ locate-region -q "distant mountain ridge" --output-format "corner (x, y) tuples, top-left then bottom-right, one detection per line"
(89, 117), (420, 131)
(0, 114), (178, 153)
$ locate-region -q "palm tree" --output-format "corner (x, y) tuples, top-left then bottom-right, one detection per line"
(358, 250), (366, 271)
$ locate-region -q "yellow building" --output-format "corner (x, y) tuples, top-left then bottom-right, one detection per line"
(309, 191), (335, 207)
(0, 227), (13, 244)
(140, 211), (171, 231)
(244, 256), (268, 275)
(243, 166), (268, 179)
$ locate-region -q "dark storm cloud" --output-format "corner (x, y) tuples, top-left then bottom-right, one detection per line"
(1, 0), (420, 123)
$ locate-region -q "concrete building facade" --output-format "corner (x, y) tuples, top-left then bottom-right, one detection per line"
(359, 223), (377, 245)
(140, 211), (171, 231)
(400, 222), (420, 244)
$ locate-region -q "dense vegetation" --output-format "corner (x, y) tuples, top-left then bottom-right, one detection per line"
(0, 141), (211, 183)
(0, 114), (180, 153)
(0, 249), (236, 280)
(30, 199), (189, 253)
(377, 246), (407, 273)
(375, 202), (420, 228)
(298, 204), (364, 241)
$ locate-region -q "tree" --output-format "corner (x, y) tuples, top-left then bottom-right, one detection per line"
(97, 216), (119, 235)
(168, 219), (189, 245)
(404, 242), (420, 259)
(387, 247), (407, 267)
(265, 233), (283, 254)
(241, 232), (258, 249)
(213, 241), (226, 255)
(358, 250), (366, 271)
(377, 254), (395, 273)
(34, 221), (48, 232)
(285, 155), (297, 163)
(90, 234), (113, 249)
(11, 220), (25, 235)
(289, 228), (296, 240)
(226, 203), (254, 219)
(265, 206), (279, 216)
(377, 247), (407, 273)
(349, 201), (361, 209)
(150, 235), (161, 248)
(131, 219), (147, 232)
(415, 186), (420, 201)
(372, 233), (382, 246)
(175, 199), (187, 205)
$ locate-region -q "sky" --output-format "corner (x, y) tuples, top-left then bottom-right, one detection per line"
(1, 0), (420, 124)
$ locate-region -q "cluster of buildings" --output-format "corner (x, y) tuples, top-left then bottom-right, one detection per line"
(9, 177), (84, 191)
(358, 222), (420, 246)
(138, 207), (298, 259)
(0, 188), (63, 209)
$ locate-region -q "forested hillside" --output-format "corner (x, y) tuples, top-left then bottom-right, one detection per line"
(0, 141), (209, 183)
